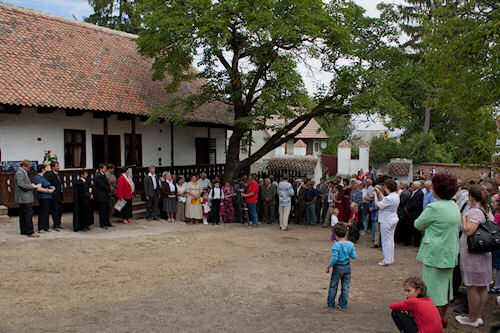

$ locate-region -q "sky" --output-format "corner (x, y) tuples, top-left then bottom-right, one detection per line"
(5, 0), (399, 21)
(4, 0), (404, 132)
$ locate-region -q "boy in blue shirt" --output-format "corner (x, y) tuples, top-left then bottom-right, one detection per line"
(325, 222), (357, 310)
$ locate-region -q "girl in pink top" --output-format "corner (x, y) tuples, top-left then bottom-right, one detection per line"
(390, 277), (443, 333)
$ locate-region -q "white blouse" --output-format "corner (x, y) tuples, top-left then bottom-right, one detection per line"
(377, 192), (400, 225)
(176, 183), (187, 203)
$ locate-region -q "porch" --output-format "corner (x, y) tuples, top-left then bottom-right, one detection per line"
(0, 164), (225, 209)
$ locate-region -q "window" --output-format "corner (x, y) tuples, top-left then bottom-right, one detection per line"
(209, 138), (217, 164)
(195, 138), (216, 165)
(64, 129), (86, 168)
(315, 142), (319, 152)
(125, 134), (142, 166)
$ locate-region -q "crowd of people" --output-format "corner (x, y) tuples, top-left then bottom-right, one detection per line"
(326, 170), (500, 331)
(13, 159), (500, 330)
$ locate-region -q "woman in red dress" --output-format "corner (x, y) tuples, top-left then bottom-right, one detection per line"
(342, 179), (352, 223)
(116, 167), (135, 224)
(334, 185), (346, 222)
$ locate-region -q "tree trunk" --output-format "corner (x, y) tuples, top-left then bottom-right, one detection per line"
(423, 105), (431, 135)
(224, 126), (245, 182)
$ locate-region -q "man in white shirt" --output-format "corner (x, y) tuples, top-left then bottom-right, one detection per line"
(199, 172), (212, 191)
(277, 175), (294, 231)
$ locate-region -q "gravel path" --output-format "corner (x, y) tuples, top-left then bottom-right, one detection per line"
(0, 215), (497, 332)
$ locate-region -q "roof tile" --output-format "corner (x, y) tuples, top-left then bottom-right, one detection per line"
(266, 116), (329, 139)
(0, 2), (232, 126)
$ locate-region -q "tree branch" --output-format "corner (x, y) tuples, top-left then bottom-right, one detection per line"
(215, 51), (231, 71)
(245, 63), (271, 108)
(239, 106), (348, 169)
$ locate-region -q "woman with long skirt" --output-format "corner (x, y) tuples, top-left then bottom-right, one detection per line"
(176, 176), (187, 222)
(116, 167), (135, 224)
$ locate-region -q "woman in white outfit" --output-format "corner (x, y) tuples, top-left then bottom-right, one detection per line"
(374, 179), (400, 266)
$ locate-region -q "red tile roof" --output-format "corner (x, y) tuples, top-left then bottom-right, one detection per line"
(294, 139), (307, 147)
(267, 156), (318, 172)
(0, 2), (233, 126)
(266, 116), (329, 139)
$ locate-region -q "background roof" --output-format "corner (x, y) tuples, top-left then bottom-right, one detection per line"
(0, 2), (233, 126)
(266, 116), (329, 139)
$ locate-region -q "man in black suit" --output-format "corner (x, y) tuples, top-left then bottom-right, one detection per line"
(44, 161), (64, 230)
(292, 178), (306, 224)
(94, 164), (113, 229)
(395, 182), (410, 244)
(405, 181), (424, 246)
(73, 170), (93, 232)
(144, 166), (160, 220)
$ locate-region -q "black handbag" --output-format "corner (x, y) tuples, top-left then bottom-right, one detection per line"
(467, 208), (500, 254)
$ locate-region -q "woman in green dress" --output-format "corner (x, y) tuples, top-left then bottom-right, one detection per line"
(414, 173), (460, 326)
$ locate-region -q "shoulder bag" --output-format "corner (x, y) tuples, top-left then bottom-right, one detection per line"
(467, 208), (500, 254)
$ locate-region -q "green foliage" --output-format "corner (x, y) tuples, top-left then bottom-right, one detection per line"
(369, 136), (404, 163)
(131, 0), (398, 174)
(316, 114), (354, 156)
(365, 0), (498, 165)
(85, 0), (141, 34)
(370, 132), (453, 163)
(402, 132), (453, 164)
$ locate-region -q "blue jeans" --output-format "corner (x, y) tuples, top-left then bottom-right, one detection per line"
(361, 213), (368, 232)
(327, 264), (351, 309)
(371, 215), (376, 239)
(247, 202), (258, 226)
(305, 202), (316, 225)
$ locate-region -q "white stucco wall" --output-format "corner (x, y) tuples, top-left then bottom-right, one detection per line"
(0, 109), (226, 169)
(337, 147), (351, 176)
(359, 146), (370, 172)
(294, 146), (306, 156)
(349, 160), (360, 176)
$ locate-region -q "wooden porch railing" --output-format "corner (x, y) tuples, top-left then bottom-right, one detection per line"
(0, 164), (225, 208)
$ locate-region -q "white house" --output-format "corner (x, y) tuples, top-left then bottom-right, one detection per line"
(239, 117), (330, 172)
(0, 3), (232, 207)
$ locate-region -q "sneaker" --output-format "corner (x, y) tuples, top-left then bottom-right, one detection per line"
(378, 262), (390, 266)
(455, 316), (481, 328)
(336, 305), (345, 311)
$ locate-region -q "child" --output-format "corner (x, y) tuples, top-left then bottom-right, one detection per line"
(330, 207), (340, 242)
(347, 203), (360, 243)
(201, 192), (210, 225)
(325, 222), (356, 310)
(359, 195), (370, 235)
(209, 181), (224, 225)
(390, 277), (443, 333)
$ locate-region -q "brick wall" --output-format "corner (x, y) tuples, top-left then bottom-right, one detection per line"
(417, 163), (490, 180)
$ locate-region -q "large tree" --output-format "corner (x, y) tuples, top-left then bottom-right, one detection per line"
(134, 0), (396, 180)
(369, 0), (498, 164)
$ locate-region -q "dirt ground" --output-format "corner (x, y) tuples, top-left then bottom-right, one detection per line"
(0, 215), (498, 332)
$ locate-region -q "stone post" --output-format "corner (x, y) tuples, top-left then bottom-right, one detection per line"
(359, 141), (370, 174)
(337, 140), (352, 176)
